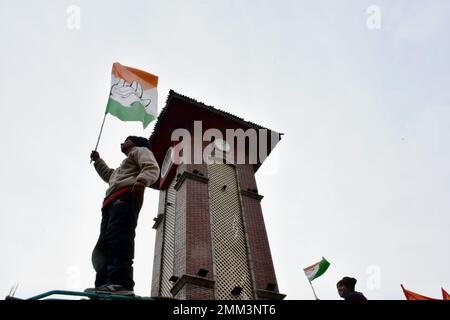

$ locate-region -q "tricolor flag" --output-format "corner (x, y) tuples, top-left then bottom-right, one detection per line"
(106, 62), (158, 129)
(401, 285), (439, 300)
(303, 257), (330, 282)
(442, 288), (450, 300)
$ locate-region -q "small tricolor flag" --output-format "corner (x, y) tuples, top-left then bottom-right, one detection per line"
(106, 62), (158, 129)
(303, 257), (330, 282)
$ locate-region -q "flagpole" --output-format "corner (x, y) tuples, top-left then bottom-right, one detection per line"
(91, 112), (107, 163)
(308, 280), (319, 300)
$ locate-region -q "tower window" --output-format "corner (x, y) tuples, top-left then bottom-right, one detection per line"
(231, 286), (243, 295)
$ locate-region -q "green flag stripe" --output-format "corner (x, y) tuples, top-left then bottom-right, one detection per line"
(106, 98), (155, 129)
(311, 258), (330, 281)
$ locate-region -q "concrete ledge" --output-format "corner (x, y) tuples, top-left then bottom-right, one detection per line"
(170, 274), (215, 297)
(241, 189), (264, 201)
(152, 213), (164, 229)
(174, 171), (209, 191)
(256, 289), (286, 300)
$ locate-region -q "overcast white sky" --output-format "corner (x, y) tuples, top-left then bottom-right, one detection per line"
(1, 0), (449, 300)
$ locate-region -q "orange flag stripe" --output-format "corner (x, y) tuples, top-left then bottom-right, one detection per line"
(112, 62), (158, 89)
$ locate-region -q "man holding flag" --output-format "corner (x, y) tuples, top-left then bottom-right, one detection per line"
(85, 63), (160, 295)
(86, 137), (160, 295)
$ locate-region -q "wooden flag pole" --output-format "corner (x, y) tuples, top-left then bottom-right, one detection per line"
(91, 112), (107, 163)
(308, 280), (319, 300)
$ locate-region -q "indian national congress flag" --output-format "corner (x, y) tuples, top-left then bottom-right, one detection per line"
(303, 257), (330, 282)
(106, 62), (158, 129)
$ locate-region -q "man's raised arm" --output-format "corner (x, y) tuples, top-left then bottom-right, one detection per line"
(91, 150), (114, 183)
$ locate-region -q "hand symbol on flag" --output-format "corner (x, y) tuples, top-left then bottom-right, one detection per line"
(110, 76), (151, 109)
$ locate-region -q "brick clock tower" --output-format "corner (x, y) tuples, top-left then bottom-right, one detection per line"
(149, 90), (285, 300)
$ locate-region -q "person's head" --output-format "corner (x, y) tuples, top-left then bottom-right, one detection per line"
(121, 136), (150, 154)
(337, 277), (357, 298)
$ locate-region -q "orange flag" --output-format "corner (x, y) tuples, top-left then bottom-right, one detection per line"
(442, 288), (450, 300)
(401, 285), (439, 300)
